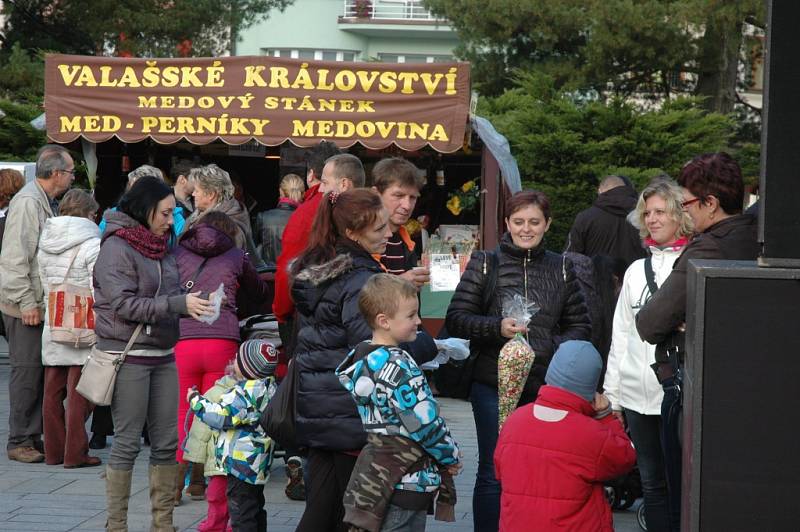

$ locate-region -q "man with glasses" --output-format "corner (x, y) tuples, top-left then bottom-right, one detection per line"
(0, 144), (74, 463)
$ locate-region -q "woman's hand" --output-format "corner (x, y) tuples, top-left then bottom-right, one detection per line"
(500, 318), (527, 339)
(185, 386), (198, 403)
(446, 462), (463, 476)
(186, 291), (214, 320)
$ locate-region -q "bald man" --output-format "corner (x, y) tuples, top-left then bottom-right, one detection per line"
(565, 175), (646, 268)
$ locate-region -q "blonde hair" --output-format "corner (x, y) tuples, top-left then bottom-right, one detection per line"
(190, 164), (234, 203)
(279, 173), (305, 203)
(58, 189), (99, 218)
(630, 178), (693, 239)
(358, 274), (418, 329)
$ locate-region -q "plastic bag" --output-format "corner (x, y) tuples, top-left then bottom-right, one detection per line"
(197, 283), (224, 325)
(497, 295), (540, 428)
(421, 338), (471, 371)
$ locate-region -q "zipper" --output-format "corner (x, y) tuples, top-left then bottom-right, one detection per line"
(524, 250), (531, 345)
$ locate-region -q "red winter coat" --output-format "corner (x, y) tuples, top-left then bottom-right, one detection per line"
(272, 184), (321, 322)
(494, 385), (636, 532)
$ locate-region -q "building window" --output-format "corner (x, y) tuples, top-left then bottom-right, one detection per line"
(262, 49), (359, 62)
(378, 53), (453, 63)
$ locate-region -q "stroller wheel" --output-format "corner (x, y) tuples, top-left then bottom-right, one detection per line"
(637, 503), (647, 531)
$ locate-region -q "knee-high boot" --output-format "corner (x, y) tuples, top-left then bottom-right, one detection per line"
(106, 466), (133, 532)
(149, 464), (178, 532)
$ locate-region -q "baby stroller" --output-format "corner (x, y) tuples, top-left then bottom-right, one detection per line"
(605, 462), (646, 529)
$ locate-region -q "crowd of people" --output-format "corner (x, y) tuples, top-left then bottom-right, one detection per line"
(0, 141), (758, 532)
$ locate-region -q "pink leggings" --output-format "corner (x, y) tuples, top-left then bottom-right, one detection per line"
(176, 338), (238, 462)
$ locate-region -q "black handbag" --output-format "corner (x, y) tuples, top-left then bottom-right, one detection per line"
(260, 357), (298, 449)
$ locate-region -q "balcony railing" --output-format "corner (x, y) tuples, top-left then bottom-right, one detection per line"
(342, 0), (442, 21)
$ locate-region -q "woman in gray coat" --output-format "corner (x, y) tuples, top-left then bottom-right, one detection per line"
(93, 176), (212, 532)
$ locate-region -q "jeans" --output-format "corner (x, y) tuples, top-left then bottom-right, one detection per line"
(625, 409), (670, 532)
(380, 504), (427, 532)
(109, 360), (179, 470)
(226, 475), (266, 532)
(470, 381), (501, 532)
(660, 377), (682, 532)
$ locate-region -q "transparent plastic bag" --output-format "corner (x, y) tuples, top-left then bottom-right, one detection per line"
(197, 283), (224, 325)
(421, 338), (471, 371)
(497, 295), (540, 428)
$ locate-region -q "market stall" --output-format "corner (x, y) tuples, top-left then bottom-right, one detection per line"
(44, 54), (520, 330)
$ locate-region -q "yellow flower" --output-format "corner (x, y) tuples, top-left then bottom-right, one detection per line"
(462, 180), (475, 193)
(405, 219), (422, 236)
(447, 195), (462, 216)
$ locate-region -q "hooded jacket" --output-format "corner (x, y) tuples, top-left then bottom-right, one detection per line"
(565, 186), (646, 268)
(495, 385), (636, 532)
(604, 242), (685, 415)
(175, 223), (270, 342)
(183, 373), (238, 477)
(445, 233), (591, 404)
(189, 376), (277, 484)
(92, 210), (187, 352)
(0, 179), (55, 317)
(38, 216), (101, 366)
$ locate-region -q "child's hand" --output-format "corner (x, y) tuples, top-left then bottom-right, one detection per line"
(186, 386), (198, 403)
(446, 462), (463, 476)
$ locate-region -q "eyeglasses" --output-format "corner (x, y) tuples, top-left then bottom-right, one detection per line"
(681, 197), (702, 210)
(59, 168), (77, 176)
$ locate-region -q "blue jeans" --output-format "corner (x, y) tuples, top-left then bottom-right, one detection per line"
(470, 382), (501, 532)
(660, 377), (682, 532)
(625, 409), (670, 532)
(380, 504), (427, 532)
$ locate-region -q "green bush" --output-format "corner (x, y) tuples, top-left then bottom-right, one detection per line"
(479, 71), (746, 250)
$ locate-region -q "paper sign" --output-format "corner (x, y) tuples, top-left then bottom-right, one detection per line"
(429, 253), (461, 292)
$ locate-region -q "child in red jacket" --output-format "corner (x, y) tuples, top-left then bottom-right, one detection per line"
(494, 340), (636, 531)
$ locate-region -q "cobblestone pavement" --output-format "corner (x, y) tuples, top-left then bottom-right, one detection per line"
(0, 362), (641, 531)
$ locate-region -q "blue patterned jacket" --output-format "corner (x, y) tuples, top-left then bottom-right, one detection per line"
(336, 343), (460, 493)
(189, 377), (276, 484)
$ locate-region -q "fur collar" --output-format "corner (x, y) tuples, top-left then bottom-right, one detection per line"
(294, 254), (354, 286)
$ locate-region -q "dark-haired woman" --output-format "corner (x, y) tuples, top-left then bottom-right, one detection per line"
(173, 210), (271, 505)
(93, 176), (213, 532)
(445, 190), (591, 532)
(636, 152), (758, 531)
(290, 189), (395, 532)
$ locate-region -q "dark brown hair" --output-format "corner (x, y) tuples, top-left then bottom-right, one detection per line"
(292, 189), (384, 274)
(58, 189), (99, 218)
(197, 210), (239, 242)
(505, 190), (551, 220)
(678, 152), (744, 214)
(372, 157), (425, 193)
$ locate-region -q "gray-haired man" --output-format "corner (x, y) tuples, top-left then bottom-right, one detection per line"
(0, 144), (74, 463)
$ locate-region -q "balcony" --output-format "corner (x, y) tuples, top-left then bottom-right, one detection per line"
(339, 0), (454, 38)
(342, 0), (442, 21)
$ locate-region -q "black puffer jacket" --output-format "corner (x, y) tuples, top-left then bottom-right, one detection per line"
(445, 233), (591, 404)
(291, 241), (436, 451)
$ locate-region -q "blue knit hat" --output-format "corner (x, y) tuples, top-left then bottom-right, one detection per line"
(545, 340), (602, 402)
(237, 340), (279, 380)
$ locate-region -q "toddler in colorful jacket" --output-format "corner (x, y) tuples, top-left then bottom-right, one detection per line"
(187, 340), (279, 532)
(336, 274), (461, 532)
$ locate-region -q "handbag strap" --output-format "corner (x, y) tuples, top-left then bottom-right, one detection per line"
(184, 258), (209, 290)
(60, 247), (82, 284)
(644, 256), (658, 296)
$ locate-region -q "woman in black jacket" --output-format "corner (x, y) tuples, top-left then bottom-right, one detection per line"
(289, 189), (396, 532)
(445, 190), (591, 532)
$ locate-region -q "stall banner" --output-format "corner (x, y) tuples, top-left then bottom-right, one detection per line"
(45, 54), (471, 152)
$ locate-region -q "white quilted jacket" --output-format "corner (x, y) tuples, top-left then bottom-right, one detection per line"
(604, 243), (685, 415)
(37, 216), (101, 366)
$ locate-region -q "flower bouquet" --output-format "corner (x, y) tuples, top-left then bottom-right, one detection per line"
(446, 179), (480, 216)
(498, 294), (540, 429)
